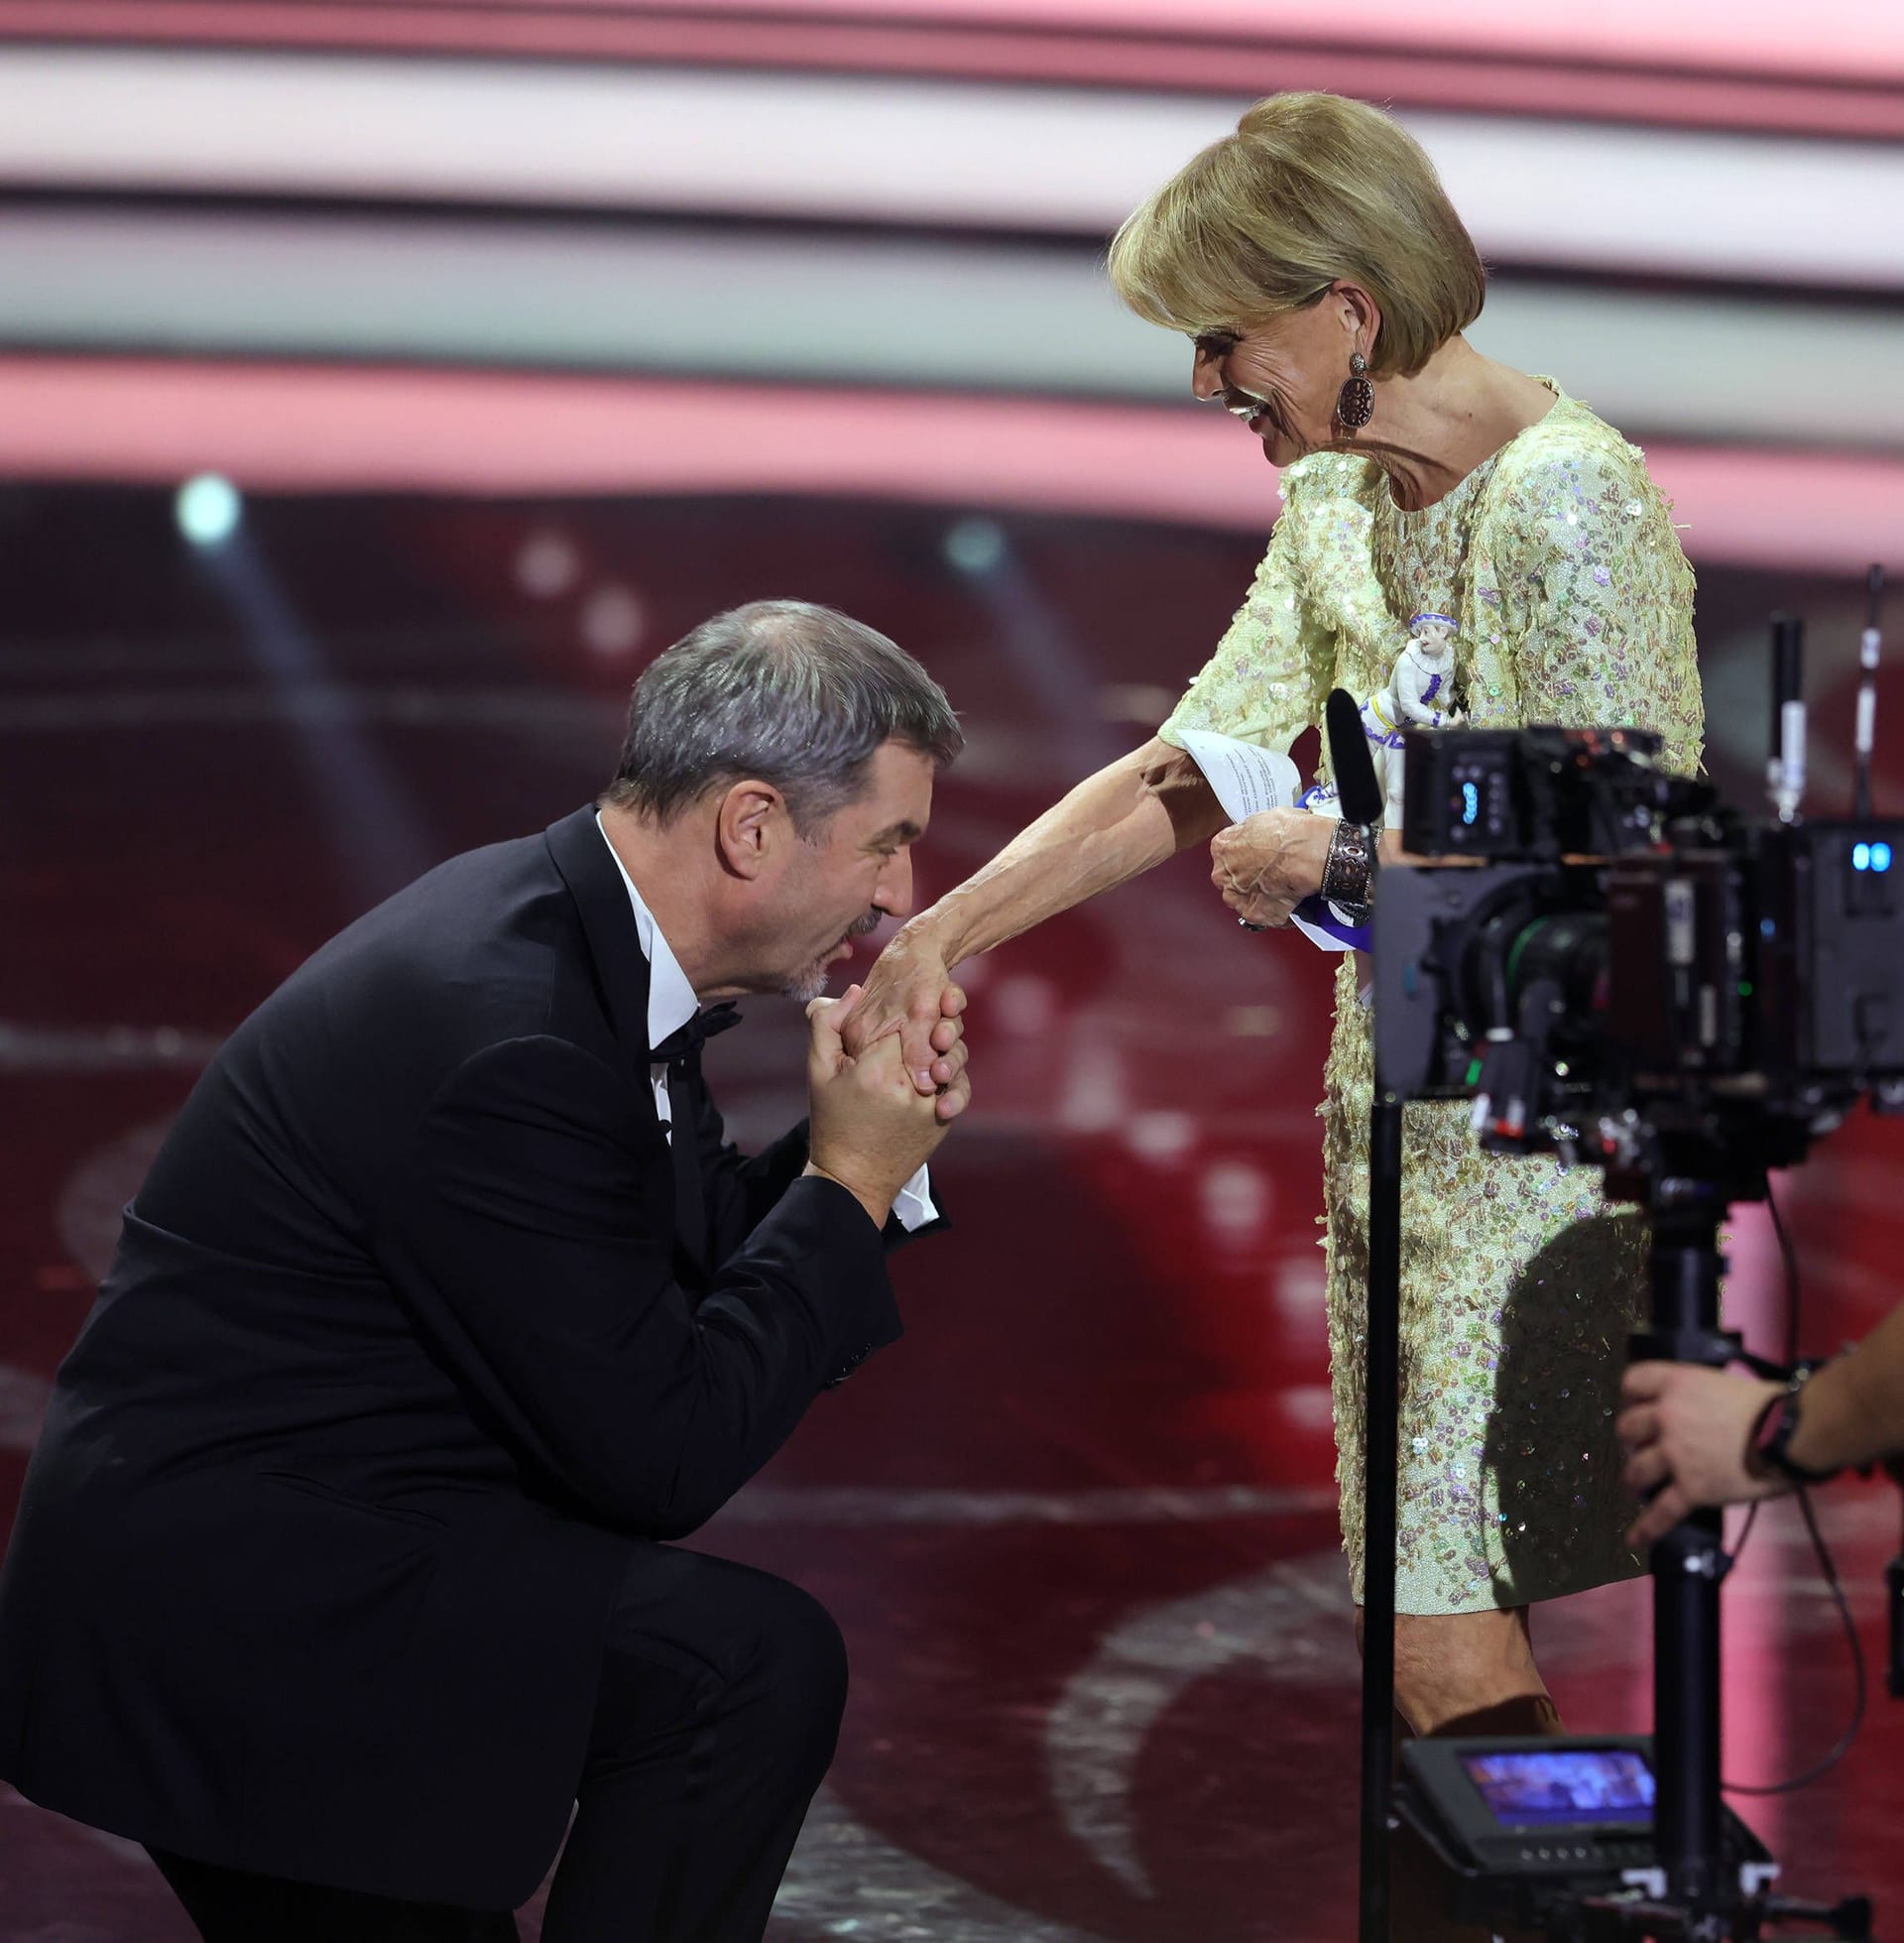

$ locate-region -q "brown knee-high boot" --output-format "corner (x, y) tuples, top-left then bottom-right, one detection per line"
(1388, 1695), (1564, 1943)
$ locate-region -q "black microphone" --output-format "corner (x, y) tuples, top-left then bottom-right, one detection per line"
(1327, 685), (1385, 828)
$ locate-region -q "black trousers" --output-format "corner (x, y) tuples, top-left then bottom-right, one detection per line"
(150, 1547), (849, 1943)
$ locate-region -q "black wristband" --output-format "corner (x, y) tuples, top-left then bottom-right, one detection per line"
(1748, 1373), (1840, 1486)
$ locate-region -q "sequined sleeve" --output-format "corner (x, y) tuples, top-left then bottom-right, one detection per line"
(1489, 435), (1704, 776)
(1157, 506), (1329, 755)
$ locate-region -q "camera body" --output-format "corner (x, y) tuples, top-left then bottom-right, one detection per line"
(1375, 724), (1904, 1201)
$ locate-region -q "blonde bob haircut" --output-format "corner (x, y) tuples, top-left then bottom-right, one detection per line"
(1108, 92), (1486, 378)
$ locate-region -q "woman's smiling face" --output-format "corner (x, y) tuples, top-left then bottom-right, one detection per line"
(1189, 286), (1366, 467)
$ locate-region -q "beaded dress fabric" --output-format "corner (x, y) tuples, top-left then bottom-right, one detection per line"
(1160, 385), (1704, 1614)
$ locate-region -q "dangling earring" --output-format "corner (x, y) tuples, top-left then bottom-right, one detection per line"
(1335, 351), (1374, 431)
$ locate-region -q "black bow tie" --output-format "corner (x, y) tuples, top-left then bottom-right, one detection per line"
(651, 1002), (742, 1068)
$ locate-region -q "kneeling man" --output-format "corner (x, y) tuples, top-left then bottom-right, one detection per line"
(0, 601), (969, 1942)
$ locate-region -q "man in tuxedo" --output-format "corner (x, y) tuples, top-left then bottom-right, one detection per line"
(0, 600), (970, 1942)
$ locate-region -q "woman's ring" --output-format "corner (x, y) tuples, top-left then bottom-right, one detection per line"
(1238, 916), (1267, 932)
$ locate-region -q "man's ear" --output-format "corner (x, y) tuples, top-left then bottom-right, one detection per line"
(713, 779), (787, 881)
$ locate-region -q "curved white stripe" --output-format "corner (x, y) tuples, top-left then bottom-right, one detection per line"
(0, 51), (1897, 288)
(1043, 1552), (1353, 1896)
(776, 1784), (1113, 1940)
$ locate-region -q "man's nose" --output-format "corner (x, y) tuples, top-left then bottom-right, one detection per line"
(877, 851), (914, 921)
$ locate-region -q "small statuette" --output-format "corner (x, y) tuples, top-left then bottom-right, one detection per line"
(1363, 613), (1463, 825)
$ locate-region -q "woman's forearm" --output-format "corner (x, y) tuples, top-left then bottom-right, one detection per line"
(920, 737), (1226, 966)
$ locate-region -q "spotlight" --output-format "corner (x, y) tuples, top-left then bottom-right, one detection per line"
(176, 474), (242, 548)
(516, 528), (580, 600)
(943, 516), (1007, 576)
(579, 584), (647, 660)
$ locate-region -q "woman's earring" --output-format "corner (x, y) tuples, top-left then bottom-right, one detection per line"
(1335, 351), (1374, 431)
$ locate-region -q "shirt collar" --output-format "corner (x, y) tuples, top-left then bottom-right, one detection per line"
(595, 811), (699, 1055)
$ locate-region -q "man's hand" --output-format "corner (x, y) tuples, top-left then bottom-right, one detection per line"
(1210, 809), (1332, 929)
(804, 986), (970, 1227)
(1615, 1364), (1789, 1550)
(839, 924), (968, 1098)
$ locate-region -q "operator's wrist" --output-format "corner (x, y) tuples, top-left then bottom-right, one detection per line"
(1748, 1368), (1841, 1485)
(801, 1159), (893, 1231)
(1781, 1361), (1856, 1478)
(1741, 1379), (1793, 1482)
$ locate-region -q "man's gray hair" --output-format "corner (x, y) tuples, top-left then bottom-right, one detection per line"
(606, 600), (962, 832)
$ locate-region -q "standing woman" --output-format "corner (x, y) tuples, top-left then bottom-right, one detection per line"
(850, 92), (1702, 1787)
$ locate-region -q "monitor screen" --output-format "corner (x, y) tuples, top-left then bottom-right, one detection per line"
(1459, 1749), (1655, 1830)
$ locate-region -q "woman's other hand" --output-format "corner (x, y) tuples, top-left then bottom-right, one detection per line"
(840, 923), (968, 1109)
(1210, 808), (1332, 928)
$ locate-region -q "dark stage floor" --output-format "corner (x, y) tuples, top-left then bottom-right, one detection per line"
(4, 489), (1902, 1940)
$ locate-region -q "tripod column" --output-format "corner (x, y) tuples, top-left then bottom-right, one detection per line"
(1358, 1088), (1405, 1943)
(1643, 1212), (1727, 1911)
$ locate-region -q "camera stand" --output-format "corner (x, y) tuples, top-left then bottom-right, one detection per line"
(1357, 1116), (1875, 1941)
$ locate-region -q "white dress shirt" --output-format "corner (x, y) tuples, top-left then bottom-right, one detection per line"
(596, 815), (935, 1231)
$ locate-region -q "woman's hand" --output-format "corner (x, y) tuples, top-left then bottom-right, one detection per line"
(840, 922), (969, 1113)
(1209, 809), (1333, 928)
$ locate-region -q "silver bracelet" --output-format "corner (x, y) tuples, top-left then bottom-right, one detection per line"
(1321, 820), (1378, 920)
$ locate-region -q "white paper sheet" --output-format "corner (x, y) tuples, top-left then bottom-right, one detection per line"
(1176, 728), (1367, 954)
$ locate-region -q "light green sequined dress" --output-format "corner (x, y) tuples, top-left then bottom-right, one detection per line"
(1160, 385), (1704, 1615)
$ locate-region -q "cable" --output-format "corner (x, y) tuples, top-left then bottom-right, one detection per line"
(1767, 1184), (1802, 1366)
(1722, 1179), (1867, 1796)
(1725, 1485), (1867, 1796)
(1724, 1185), (1800, 1572)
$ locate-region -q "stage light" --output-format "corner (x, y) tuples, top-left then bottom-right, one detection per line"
(579, 584), (646, 660)
(943, 516), (1007, 576)
(176, 473), (242, 547)
(1873, 841), (1894, 873)
(1853, 841), (1872, 871)
(516, 528), (580, 599)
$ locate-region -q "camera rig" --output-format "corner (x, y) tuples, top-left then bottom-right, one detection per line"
(1376, 724), (1904, 1197)
(1352, 596), (1903, 1943)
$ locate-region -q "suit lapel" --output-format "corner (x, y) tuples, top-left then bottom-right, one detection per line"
(544, 805), (709, 1286)
(543, 805), (654, 1091)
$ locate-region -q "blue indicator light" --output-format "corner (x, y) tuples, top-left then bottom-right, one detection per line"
(1853, 842), (1871, 871)
(1461, 781), (1481, 826)
(1874, 841), (1894, 873)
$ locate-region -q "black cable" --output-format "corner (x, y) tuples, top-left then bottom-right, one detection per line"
(1725, 1485), (1867, 1796)
(1767, 1184), (1802, 1366)
(1724, 1186), (1799, 1572)
(1722, 1180), (1867, 1796)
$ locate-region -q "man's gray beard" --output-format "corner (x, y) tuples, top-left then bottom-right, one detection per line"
(782, 958), (833, 1005)
(782, 911), (882, 1006)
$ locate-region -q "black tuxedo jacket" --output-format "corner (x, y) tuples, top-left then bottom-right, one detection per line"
(0, 806), (930, 1908)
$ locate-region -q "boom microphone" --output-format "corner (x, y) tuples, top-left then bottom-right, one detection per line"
(1327, 685), (1386, 828)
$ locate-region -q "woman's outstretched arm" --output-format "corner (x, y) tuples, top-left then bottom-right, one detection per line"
(857, 506), (1331, 1089)
(844, 736), (1226, 1088)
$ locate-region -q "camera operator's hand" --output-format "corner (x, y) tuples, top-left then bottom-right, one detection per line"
(1615, 1365), (1789, 1549)
(803, 985), (968, 1229)
(1210, 809), (1331, 928)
